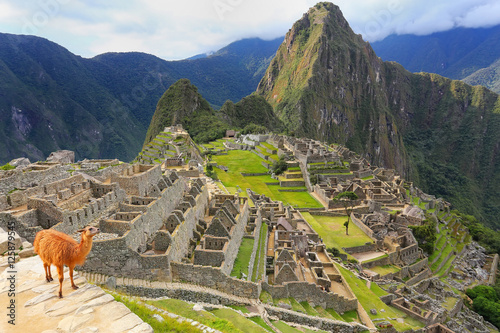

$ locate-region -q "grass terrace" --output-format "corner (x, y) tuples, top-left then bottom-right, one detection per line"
(252, 223), (267, 282)
(368, 265), (401, 276)
(230, 238), (254, 279)
(301, 212), (373, 249)
(260, 142), (277, 150)
(212, 150), (322, 208)
(335, 264), (425, 331)
(210, 308), (269, 333)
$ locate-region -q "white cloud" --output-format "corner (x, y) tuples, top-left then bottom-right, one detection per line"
(0, 0), (499, 59)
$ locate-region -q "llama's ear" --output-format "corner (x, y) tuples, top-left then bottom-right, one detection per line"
(77, 229), (85, 233)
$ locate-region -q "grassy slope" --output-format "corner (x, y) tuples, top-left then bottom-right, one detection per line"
(335, 264), (425, 331)
(212, 150), (322, 208)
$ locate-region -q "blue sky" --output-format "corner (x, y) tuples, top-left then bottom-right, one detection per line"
(1, 0), (499, 60)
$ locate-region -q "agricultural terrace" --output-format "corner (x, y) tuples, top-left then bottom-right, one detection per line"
(335, 264), (425, 331)
(301, 212), (374, 249)
(212, 150), (322, 208)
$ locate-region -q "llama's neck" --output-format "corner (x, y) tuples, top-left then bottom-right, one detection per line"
(77, 236), (94, 259)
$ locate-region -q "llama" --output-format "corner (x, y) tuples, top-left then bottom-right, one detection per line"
(34, 226), (100, 298)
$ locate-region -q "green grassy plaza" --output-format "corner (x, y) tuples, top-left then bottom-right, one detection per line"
(301, 212), (374, 249)
(212, 150), (322, 208)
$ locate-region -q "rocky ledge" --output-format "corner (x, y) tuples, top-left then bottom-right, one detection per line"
(0, 255), (153, 333)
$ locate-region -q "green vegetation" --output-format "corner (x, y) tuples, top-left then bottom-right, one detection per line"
(252, 223), (268, 281)
(231, 238), (254, 279)
(466, 284), (500, 329)
(0, 163), (15, 170)
(409, 220), (437, 255)
(368, 265), (401, 277)
(271, 156), (288, 175)
(336, 264), (425, 331)
(219, 94), (283, 133)
(210, 308), (269, 333)
(248, 317), (273, 332)
(333, 191), (359, 235)
(271, 320), (329, 333)
(212, 150), (321, 208)
(302, 212), (373, 249)
(111, 293), (203, 332)
(144, 79), (230, 146)
(461, 213), (500, 254)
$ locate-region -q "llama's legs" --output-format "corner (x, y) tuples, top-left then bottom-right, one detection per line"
(56, 265), (64, 298)
(69, 266), (78, 290)
(43, 263), (50, 282)
(47, 264), (53, 282)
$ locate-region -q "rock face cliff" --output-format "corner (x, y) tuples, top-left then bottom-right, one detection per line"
(257, 2), (500, 227)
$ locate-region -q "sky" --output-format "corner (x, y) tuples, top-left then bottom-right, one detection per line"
(0, 0), (499, 60)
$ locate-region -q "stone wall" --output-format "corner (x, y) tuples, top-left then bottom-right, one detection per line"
(406, 268), (433, 286)
(488, 254), (499, 285)
(449, 298), (463, 318)
(261, 281), (357, 313)
(280, 180), (306, 187)
(54, 187), (127, 235)
(0, 210), (41, 243)
(408, 258), (429, 276)
(110, 164), (162, 196)
(221, 201), (250, 275)
(81, 177), (187, 278)
(170, 262), (260, 299)
(80, 236), (172, 280)
(264, 305), (368, 333)
(361, 256), (391, 269)
(167, 183), (209, 262)
(0, 164), (70, 194)
(343, 243), (376, 254)
(350, 213), (376, 241)
(116, 284), (248, 306)
(399, 244), (419, 265)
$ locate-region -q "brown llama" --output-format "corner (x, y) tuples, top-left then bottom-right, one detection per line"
(34, 226), (100, 298)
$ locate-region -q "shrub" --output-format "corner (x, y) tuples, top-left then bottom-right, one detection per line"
(272, 156), (288, 175)
(0, 163), (15, 171)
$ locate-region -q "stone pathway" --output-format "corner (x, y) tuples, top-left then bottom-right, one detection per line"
(0, 256), (153, 333)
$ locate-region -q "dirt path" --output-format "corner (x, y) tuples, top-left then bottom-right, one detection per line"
(267, 227), (275, 256)
(330, 281), (352, 298)
(351, 251), (386, 262)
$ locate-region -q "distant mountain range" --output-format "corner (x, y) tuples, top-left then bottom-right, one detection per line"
(371, 25), (500, 93)
(0, 34), (282, 163)
(1, 6), (500, 228)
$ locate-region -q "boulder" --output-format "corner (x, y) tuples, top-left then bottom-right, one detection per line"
(0, 229), (22, 253)
(47, 150), (75, 164)
(9, 157), (30, 168)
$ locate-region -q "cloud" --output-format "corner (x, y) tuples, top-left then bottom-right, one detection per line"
(0, 0), (498, 59)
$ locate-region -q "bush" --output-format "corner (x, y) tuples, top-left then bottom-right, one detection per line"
(409, 219), (436, 255)
(327, 247), (340, 257)
(205, 164), (216, 180)
(241, 123), (267, 135)
(466, 285), (500, 329)
(272, 156), (288, 175)
(0, 163), (15, 171)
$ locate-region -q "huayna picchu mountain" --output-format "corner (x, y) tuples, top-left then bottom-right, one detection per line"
(257, 2), (500, 228)
(143, 79), (281, 146)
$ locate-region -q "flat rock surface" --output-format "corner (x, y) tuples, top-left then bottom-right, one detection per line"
(0, 256), (153, 333)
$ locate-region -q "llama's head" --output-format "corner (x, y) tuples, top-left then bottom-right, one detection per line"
(77, 226), (100, 238)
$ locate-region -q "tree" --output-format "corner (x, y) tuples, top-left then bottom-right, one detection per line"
(205, 164), (216, 179)
(334, 191), (358, 235)
(272, 156), (288, 175)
